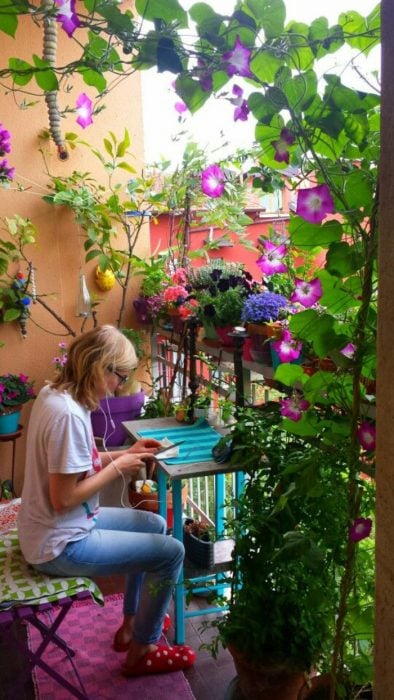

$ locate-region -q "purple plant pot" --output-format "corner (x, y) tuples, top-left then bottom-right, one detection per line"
(91, 392), (145, 447)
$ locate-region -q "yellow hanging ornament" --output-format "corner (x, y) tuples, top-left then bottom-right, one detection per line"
(95, 266), (116, 291)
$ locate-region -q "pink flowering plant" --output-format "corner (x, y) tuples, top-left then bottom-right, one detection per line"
(0, 373), (35, 413)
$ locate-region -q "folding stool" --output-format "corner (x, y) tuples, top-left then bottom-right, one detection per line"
(0, 502), (103, 699)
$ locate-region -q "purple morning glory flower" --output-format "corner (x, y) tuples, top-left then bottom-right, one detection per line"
(272, 329), (302, 363)
(349, 517), (373, 542)
(55, 0), (80, 38)
(201, 164), (226, 198)
(271, 128), (295, 164)
(296, 184), (335, 224)
(231, 85), (249, 122)
(256, 241), (288, 276)
(0, 125), (11, 156)
(357, 422), (376, 452)
(76, 93), (93, 129)
(290, 278), (322, 308)
(340, 343), (356, 359)
(0, 158), (15, 182)
(223, 36), (254, 79)
(175, 101), (187, 114)
(280, 394), (310, 422)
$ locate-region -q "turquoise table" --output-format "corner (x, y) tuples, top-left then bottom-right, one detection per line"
(122, 417), (244, 644)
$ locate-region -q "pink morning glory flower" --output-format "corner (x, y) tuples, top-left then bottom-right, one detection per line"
(201, 164), (226, 198)
(280, 394), (310, 422)
(231, 85), (250, 122)
(55, 0), (80, 38)
(271, 128), (295, 164)
(175, 101), (187, 114)
(272, 329), (302, 363)
(223, 36), (254, 79)
(349, 517), (372, 542)
(0, 125), (11, 155)
(0, 158), (15, 182)
(290, 278), (322, 308)
(296, 184), (335, 224)
(256, 241), (288, 276)
(340, 343), (356, 359)
(76, 93), (93, 129)
(357, 422), (376, 452)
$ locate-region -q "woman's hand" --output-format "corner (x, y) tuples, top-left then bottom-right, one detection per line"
(126, 438), (162, 455)
(113, 450), (157, 477)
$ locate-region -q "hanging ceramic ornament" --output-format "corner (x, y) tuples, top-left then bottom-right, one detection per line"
(95, 266), (116, 291)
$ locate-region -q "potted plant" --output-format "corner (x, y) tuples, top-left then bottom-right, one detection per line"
(0, 373), (35, 434)
(183, 518), (215, 568)
(132, 255), (170, 325)
(190, 261), (254, 343)
(241, 291), (289, 363)
(204, 404), (374, 700)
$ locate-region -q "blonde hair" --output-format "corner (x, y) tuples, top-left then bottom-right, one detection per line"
(50, 325), (138, 410)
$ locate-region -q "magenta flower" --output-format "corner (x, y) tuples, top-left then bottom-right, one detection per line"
(0, 125), (11, 156)
(272, 329), (302, 363)
(175, 100), (187, 114)
(271, 128), (295, 164)
(296, 184), (335, 224)
(223, 36), (254, 79)
(76, 93), (93, 129)
(0, 159), (15, 182)
(280, 394), (310, 422)
(256, 241), (288, 276)
(231, 85), (250, 122)
(290, 278), (322, 308)
(349, 517), (372, 543)
(340, 343), (356, 359)
(201, 164), (226, 198)
(55, 0), (80, 38)
(357, 422), (376, 452)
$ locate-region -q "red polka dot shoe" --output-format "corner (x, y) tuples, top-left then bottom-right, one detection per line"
(113, 613), (171, 653)
(122, 644), (196, 676)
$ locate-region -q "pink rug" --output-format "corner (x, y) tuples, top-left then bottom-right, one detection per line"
(28, 593), (196, 700)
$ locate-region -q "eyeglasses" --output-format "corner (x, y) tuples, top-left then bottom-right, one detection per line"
(111, 369), (129, 386)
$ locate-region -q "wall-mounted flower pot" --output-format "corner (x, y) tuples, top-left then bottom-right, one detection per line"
(216, 325), (235, 347)
(0, 407), (21, 435)
(91, 392), (145, 447)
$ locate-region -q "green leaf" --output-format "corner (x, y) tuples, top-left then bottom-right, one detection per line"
(157, 36), (183, 74)
(8, 58), (33, 86)
(117, 162), (136, 174)
(135, 0), (188, 26)
(77, 68), (107, 92)
(339, 10), (379, 54)
(344, 169), (373, 210)
(273, 363), (305, 387)
(319, 270), (361, 314)
(116, 130), (131, 157)
(325, 242), (365, 277)
(288, 217), (343, 248)
(103, 138), (114, 157)
(3, 308), (21, 322)
(176, 76), (211, 114)
(282, 70), (317, 111)
(85, 249), (101, 262)
(309, 19), (344, 59)
(246, 0), (286, 39)
(250, 50), (282, 84)
(0, 0), (18, 37)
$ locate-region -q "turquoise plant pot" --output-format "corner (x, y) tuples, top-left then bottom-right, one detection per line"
(0, 410), (21, 435)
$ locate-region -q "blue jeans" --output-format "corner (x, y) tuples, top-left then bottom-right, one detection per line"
(33, 507), (185, 645)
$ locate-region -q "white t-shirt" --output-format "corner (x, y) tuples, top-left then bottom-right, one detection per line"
(18, 384), (102, 564)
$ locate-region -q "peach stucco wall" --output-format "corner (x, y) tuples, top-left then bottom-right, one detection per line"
(0, 9), (148, 492)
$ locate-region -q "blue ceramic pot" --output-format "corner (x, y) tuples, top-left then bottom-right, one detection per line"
(0, 409), (21, 435)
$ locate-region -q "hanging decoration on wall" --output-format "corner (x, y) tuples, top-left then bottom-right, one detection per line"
(42, 0), (68, 160)
(76, 272), (92, 318)
(95, 266), (116, 292)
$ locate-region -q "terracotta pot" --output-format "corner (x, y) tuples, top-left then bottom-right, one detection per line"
(227, 644), (305, 700)
(128, 482), (188, 529)
(216, 325), (235, 347)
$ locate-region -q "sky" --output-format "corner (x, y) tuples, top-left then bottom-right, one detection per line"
(141, 0), (380, 165)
